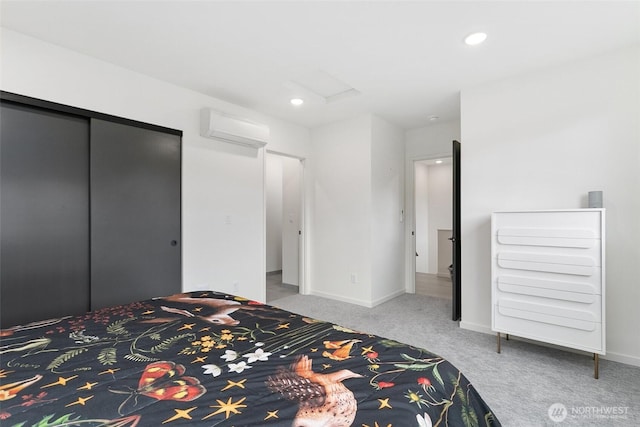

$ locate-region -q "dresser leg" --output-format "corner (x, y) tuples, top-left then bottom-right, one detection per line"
(497, 332), (501, 353)
(594, 353), (599, 379)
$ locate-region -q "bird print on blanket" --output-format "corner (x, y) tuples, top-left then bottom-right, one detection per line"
(266, 355), (363, 427)
(0, 291), (500, 426)
(322, 339), (361, 361)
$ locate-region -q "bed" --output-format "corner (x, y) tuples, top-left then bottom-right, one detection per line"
(0, 291), (500, 426)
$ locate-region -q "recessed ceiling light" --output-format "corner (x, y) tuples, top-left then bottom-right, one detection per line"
(435, 159), (443, 164)
(290, 98), (304, 106)
(464, 32), (487, 46)
(428, 115), (439, 121)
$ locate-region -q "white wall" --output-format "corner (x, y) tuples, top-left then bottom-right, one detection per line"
(413, 161), (453, 275)
(404, 119), (461, 291)
(265, 154), (283, 273)
(406, 119), (461, 158)
(282, 156), (301, 286)
(0, 28), (311, 303)
(310, 114), (404, 306)
(266, 153), (301, 283)
(460, 46), (640, 366)
(310, 115), (373, 305)
(371, 115), (405, 305)
(427, 163), (452, 274)
(414, 162), (429, 273)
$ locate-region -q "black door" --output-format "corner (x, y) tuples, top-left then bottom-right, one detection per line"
(90, 119), (181, 309)
(0, 103), (90, 327)
(452, 140), (461, 321)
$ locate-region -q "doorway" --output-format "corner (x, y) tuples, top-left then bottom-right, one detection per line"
(413, 157), (453, 301)
(265, 152), (304, 302)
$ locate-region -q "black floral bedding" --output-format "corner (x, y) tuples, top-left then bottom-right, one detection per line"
(0, 291), (500, 426)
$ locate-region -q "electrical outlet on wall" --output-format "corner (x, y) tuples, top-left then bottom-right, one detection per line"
(350, 273), (357, 284)
(233, 282), (239, 294)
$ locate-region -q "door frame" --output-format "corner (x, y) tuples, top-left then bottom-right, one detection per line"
(452, 140), (461, 321)
(405, 152), (452, 294)
(264, 150), (307, 296)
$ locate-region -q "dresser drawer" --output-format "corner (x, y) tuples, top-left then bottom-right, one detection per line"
(495, 274), (600, 301)
(496, 296), (601, 326)
(493, 304), (604, 353)
(492, 210), (603, 237)
(497, 249), (601, 275)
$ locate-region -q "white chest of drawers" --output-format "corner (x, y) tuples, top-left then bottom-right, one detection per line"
(491, 209), (605, 376)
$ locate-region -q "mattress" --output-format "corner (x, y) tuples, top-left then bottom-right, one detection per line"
(0, 291), (500, 426)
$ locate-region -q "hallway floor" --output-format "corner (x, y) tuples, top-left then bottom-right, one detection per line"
(266, 271), (298, 303)
(267, 271), (451, 303)
(415, 272), (452, 299)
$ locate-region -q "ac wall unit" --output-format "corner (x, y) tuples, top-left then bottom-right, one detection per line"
(200, 108), (269, 148)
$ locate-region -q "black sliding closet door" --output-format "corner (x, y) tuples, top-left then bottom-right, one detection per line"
(90, 119), (181, 309)
(0, 103), (90, 327)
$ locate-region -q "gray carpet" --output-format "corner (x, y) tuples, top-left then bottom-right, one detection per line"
(269, 292), (640, 426)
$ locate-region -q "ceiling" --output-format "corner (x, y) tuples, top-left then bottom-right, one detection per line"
(1, 1), (639, 130)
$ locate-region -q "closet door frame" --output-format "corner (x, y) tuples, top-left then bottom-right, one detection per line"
(0, 90), (183, 309)
(0, 91), (182, 136)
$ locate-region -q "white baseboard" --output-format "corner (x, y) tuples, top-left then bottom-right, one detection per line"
(309, 288), (406, 308)
(309, 290), (374, 308)
(371, 289), (406, 307)
(459, 321), (640, 368)
(603, 351), (640, 367)
(459, 320), (493, 335)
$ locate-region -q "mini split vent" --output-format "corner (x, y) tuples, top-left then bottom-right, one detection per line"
(200, 108), (269, 148)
